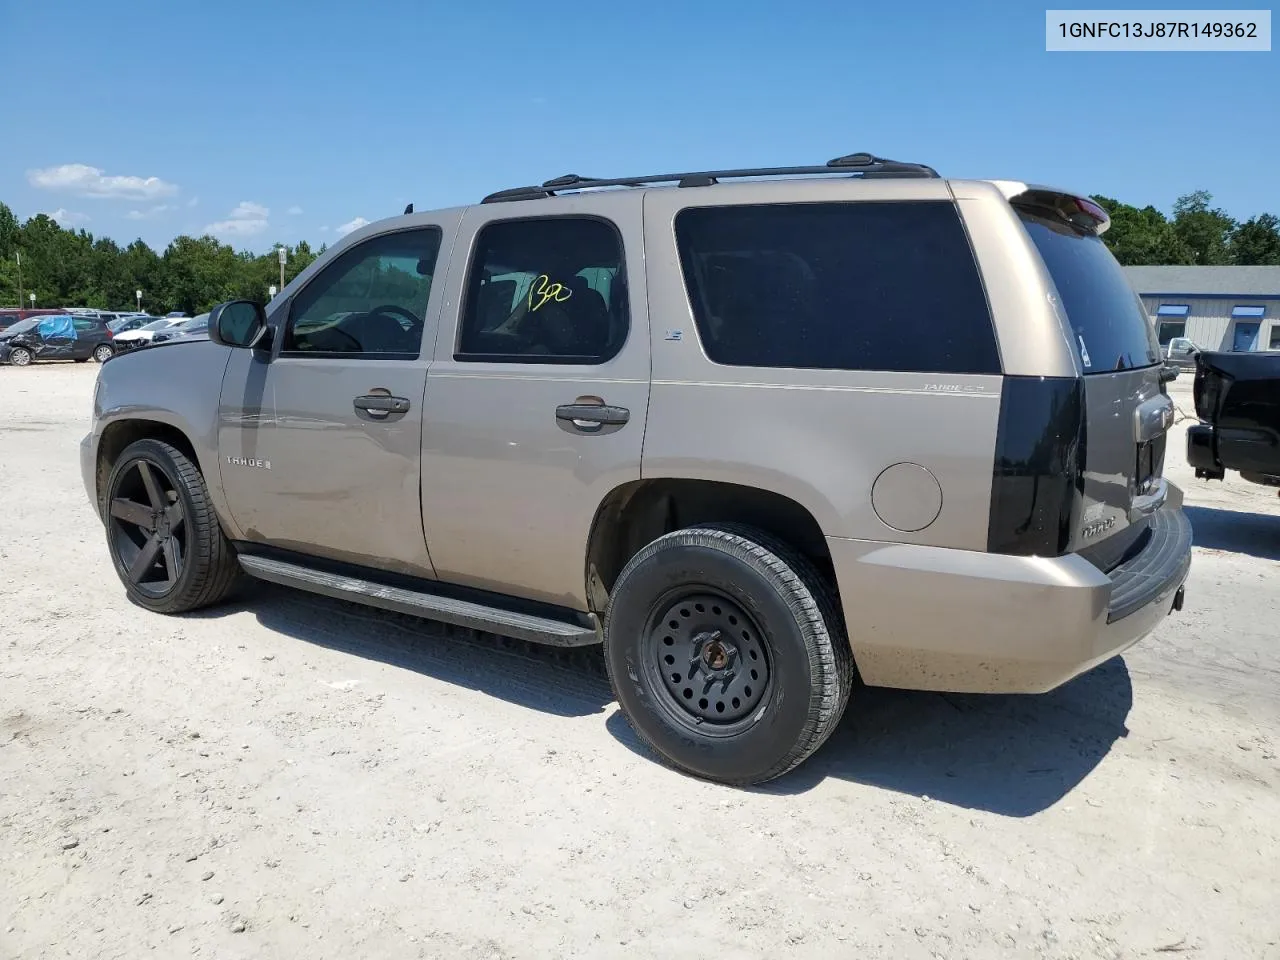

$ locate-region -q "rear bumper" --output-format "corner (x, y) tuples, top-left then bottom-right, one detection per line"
(1186, 424), (1223, 477)
(828, 497), (1192, 694)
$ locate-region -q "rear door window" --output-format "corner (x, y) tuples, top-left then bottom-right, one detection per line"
(673, 201), (999, 374)
(1017, 209), (1160, 373)
(456, 217), (628, 364)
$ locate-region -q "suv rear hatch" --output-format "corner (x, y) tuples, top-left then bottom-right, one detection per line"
(993, 188), (1172, 572)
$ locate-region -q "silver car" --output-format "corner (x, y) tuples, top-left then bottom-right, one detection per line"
(81, 152), (1191, 785)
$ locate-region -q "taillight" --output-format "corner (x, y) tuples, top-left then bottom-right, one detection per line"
(987, 376), (1086, 556)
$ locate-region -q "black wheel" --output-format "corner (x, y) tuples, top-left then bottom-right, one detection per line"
(8, 346), (33, 367)
(104, 438), (241, 613)
(604, 523), (853, 785)
(74, 357), (89, 363)
(92, 344), (114, 363)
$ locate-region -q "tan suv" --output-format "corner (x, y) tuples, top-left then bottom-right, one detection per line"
(81, 153), (1192, 785)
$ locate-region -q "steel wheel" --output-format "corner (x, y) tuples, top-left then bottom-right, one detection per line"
(9, 347), (32, 366)
(107, 458), (187, 599)
(92, 344), (114, 362)
(644, 590), (772, 733)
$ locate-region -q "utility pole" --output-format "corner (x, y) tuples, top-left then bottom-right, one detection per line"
(15, 251), (21, 310)
(136, 289), (142, 313)
(277, 245), (287, 293)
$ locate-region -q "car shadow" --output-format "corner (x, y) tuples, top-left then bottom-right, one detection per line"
(191, 582), (1131, 814)
(608, 657), (1134, 817)
(185, 582), (614, 719)
(1185, 504), (1280, 561)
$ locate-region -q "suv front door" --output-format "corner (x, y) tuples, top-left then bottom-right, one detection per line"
(421, 197), (650, 610)
(217, 219), (459, 577)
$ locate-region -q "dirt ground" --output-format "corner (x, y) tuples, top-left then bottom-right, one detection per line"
(2, 362), (1277, 960)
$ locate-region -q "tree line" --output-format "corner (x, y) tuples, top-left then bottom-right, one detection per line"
(0, 201), (322, 316)
(2, 190), (1278, 316)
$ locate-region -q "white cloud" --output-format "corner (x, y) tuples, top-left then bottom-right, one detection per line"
(204, 200), (270, 238)
(28, 163), (178, 201)
(336, 216), (370, 236)
(45, 208), (89, 226)
(229, 201), (269, 219)
(187, 196), (199, 208)
(318, 225), (329, 232)
(126, 204), (176, 221)
(286, 205), (303, 216)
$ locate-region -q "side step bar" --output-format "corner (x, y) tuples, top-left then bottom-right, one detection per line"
(238, 555), (600, 647)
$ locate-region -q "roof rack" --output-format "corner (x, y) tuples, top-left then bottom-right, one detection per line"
(480, 152), (939, 203)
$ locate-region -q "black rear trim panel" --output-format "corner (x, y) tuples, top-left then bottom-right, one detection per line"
(987, 375), (1085, 556)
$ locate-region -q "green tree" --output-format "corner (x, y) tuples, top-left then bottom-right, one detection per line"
(1092, 196), (1192, 265)
(160, 235), (243, 315)
(1230, 213), (1280, 266)
(1171, 190), (1236, 265)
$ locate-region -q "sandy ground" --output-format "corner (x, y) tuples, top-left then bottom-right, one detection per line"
(1, 362), (1277, 960)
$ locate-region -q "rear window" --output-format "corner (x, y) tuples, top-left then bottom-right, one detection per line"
(674, 201), (1000, 374)
(1017, 209), (1160, 374)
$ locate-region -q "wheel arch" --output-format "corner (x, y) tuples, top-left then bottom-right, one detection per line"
(95, 418), (204, 514)
(584, 477), (835, 614)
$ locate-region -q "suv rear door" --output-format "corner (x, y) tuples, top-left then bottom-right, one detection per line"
(1010, 191), (1171, 566)
(420, 193), (649, 610)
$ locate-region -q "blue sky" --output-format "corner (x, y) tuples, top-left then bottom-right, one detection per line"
(3, 0), (1276, 251)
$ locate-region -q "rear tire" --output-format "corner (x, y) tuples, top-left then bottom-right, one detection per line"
(74, 357), (89, 363)
(104, 438), (242, 614)
(92, 344), (114, 363)
(604, 523), (853, 785)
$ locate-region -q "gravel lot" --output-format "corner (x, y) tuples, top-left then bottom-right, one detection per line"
(2, 362), (1278, 960)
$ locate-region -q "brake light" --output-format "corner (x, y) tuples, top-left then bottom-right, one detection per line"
(1073, 197), (1111, 233)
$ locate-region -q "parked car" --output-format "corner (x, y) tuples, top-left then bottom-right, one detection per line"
(1187, 350), (1280, 490)
(151, 313), (210, 344)
(109, 315), (154, 335)
(0, 314), (115, 365)
(0, 307), (67, 332)
(81, 152), (1191, 785)
(1164, 336), (1200, 364)
(111, 317), (187, 351)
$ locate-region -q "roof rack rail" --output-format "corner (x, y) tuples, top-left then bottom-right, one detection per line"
(480, 152), (939, 203)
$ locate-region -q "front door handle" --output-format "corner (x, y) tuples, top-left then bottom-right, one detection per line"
(354, 394), (411, 418)
(555, 403), (630, 432)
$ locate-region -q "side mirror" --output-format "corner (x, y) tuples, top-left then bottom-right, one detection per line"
(208, 300), (268, 349)
(1159, 361), (1181, 383)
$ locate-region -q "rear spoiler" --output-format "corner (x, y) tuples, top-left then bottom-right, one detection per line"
(983, 180), (1111, 235)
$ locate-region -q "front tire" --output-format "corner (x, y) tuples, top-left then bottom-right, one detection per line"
(103, 438), (241, 613)
(8, 347), (33, 366)
(604, 523), (853, 785)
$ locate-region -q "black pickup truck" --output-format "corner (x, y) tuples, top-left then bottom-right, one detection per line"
(1187, 351), (1280, 490)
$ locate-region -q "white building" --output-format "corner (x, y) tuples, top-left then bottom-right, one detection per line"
(1123, 266), (1280, 353)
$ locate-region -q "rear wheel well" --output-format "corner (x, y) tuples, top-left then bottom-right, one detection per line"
(585, 479), (835, 613)
(95, 420), (201, 512)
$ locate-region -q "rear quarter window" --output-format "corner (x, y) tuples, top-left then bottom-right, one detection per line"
(673, 201), (1000, 374)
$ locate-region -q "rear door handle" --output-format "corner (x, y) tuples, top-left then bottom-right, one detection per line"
(555, 403), (630, 431)
(354, 394), (411, 417)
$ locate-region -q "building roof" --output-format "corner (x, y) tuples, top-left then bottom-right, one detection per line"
(1123, 265), (1280, 298)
